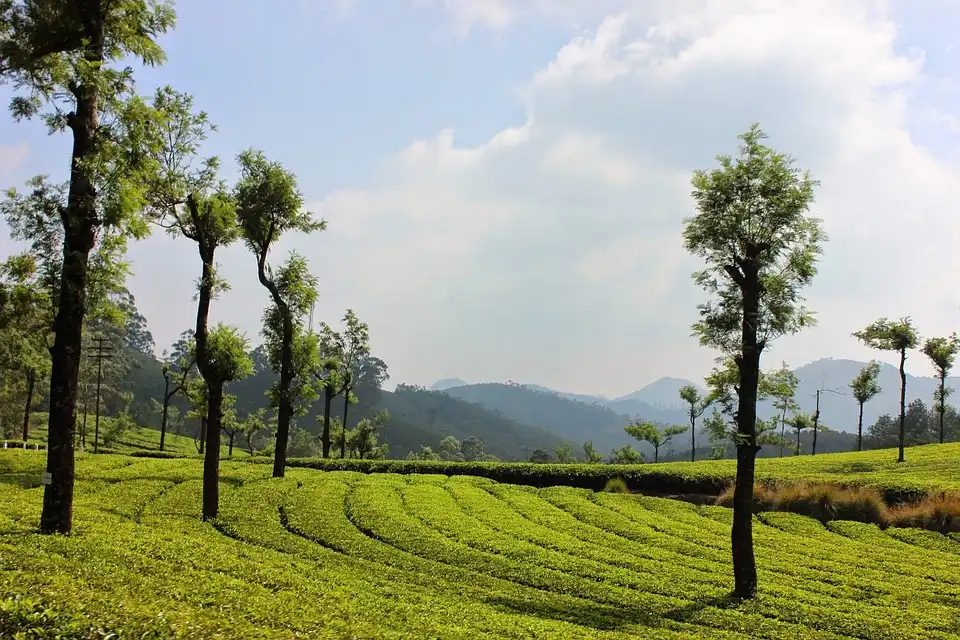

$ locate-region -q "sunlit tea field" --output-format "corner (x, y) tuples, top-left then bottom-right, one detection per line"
(2, 451), (960, 639)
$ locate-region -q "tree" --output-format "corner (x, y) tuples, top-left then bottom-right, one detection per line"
(117, 288), (154, 356)
(199, 324), (252, 519)
(315, 324), (344, 459)
(849, 361), (882, 452)
(787, 412), (814, 454)
(528, 448), (553, 464)
(234, 149), (325, 477)
(437, 436), (464, 462)
(921, 334), (959, 445)
(554, 443), (576, 463)
(407, 446), (441, 461)
(260, 254), (320, 464)
(683, 124), (824, 598)
(764, 363), (798, 458)
(2, 0), (177, 535)
(159, 330), (194, 451)
(336, 310), (370, 453)
(241, 408), (271, 456)
(678, 384), (711, 462)
(461, 436), (487, 462)
(625, 420), (687, 463)
(853, 317), (920, 462)
(349, 409), (390, 460)
(609, 445), (643, 465)
(583, 441), (604, 464)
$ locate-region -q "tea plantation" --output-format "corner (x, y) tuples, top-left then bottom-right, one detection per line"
(2, 449), (960, 639)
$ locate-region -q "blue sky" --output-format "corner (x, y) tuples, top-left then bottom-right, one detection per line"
(2, 0), (960, 397)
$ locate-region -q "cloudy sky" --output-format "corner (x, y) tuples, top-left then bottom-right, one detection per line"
(2, 0), (959, 397)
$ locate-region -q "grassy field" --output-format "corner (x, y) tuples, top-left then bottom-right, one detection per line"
(2, 450), (960, 638)
(13, 412), (247, 457)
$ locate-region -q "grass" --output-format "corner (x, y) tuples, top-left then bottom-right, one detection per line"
(2, 449), (960, 638)
(12, 412), (248, 458)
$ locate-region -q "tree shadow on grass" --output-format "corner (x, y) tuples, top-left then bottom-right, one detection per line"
(484, 592), (744, 632)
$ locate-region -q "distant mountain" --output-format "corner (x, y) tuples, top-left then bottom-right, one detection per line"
(441, 382), (690, 455)
(614, 377), (702, 410)
(429, 378), (469, 391)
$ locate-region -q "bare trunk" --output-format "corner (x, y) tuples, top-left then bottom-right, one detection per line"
(21, 372), (35, 442)
(811, 389), (820, 456)
(689, 409), (696, 463)
(228, 431), (235, 457)
(898, 348), (907, 463)
(321, 390), (333, 458)
(160, 373), (170, 451)
(857, 401), (864, 452)
(939, 372), (946, 445)
(731, 263), (761, 599)
(778, 407), (786, 457)
(202, 382), (223, 520)
(339, 392), (349, 459)
(796, 427), (801, 455)
(39, 7), (104, 536)
(194, 247), (214, 460)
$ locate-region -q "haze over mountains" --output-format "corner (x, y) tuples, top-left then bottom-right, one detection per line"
(430, 358), (956, 454)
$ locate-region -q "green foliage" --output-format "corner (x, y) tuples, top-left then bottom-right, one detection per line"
(850, 361), (882, 406)
(609, 444), (644, 465)
(5, 450), (959, 638)
(854, 318), (921, 355)
(555, 442), (576, 463)
(683, 124), (825, 355)
(624, 420), (687, 463)
(582, 441), (604, 464)
(204, 324), (253, 384)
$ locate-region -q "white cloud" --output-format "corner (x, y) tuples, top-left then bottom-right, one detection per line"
(290, 0), (960, 395)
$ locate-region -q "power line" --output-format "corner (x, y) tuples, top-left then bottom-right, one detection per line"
(87, 336), (114, 454)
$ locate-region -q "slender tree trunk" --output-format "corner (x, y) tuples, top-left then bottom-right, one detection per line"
(228, 431), (234, 457)
(796, 428), (801, 455)
(857, 401), (864, 452)
(653, 444), (659, 463)
(160, 374), (170, 452)
(194, 248), (214, 461)
(939, 372), (946, 445)
(22, 372), (35, 442)
(778, 407), (786, 457)
(339, 391), (349, 459)
(690, 409), (696, 463)
(731, 266), (761, 599)
(272, 321), (294, 477)
(202, 382), (224, 520)
(898, 349), (907, 463)
(198, 417), (206, 454)
(321, 390), (333, 458)
(39, 9), (104, 536)
(811, 390), (820, 456)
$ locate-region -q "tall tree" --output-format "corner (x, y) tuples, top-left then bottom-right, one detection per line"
(625, 420), (687, 463)
(787, 411), (814, 454)
(849, 361), (882, 452)
(853, 317), (920, 462)
(159, 330), (194, 451)
(2, 0), (176, 535)
(678, 384), (711, 462)
(234, 150), (325, 477)
(259, 254), (320, 466)
(921, 334), (959, 445)
(199, 324), (252, 519)
(583, 441), (604, 464)
(337, 309), (370, 440)
(682, 124), (824, 598)
(315, 324), (344, 459)
(765, 363), (799, 458)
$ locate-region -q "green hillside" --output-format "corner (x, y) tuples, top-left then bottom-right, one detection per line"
(2, 450), (959, 638)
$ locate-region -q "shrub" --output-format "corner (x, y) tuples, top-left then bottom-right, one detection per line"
(888, 493), (960, 534)
(603, 477), (630, 494)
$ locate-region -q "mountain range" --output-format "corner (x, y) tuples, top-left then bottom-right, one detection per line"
(429, 357), (957, 456)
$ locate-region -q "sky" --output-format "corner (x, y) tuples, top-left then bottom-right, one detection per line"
(2, 0), (960, 397)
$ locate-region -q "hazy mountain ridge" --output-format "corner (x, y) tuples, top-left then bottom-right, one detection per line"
(435, 357), (959, 440)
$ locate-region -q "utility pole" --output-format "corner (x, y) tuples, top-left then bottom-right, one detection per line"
(812, 389), (821, 456)
(88, 337), (114, 454)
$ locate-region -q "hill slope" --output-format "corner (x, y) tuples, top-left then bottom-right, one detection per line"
(1, 450), (957, 639)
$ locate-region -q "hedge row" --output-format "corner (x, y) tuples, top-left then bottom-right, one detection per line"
(259, 457), (733, 496)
